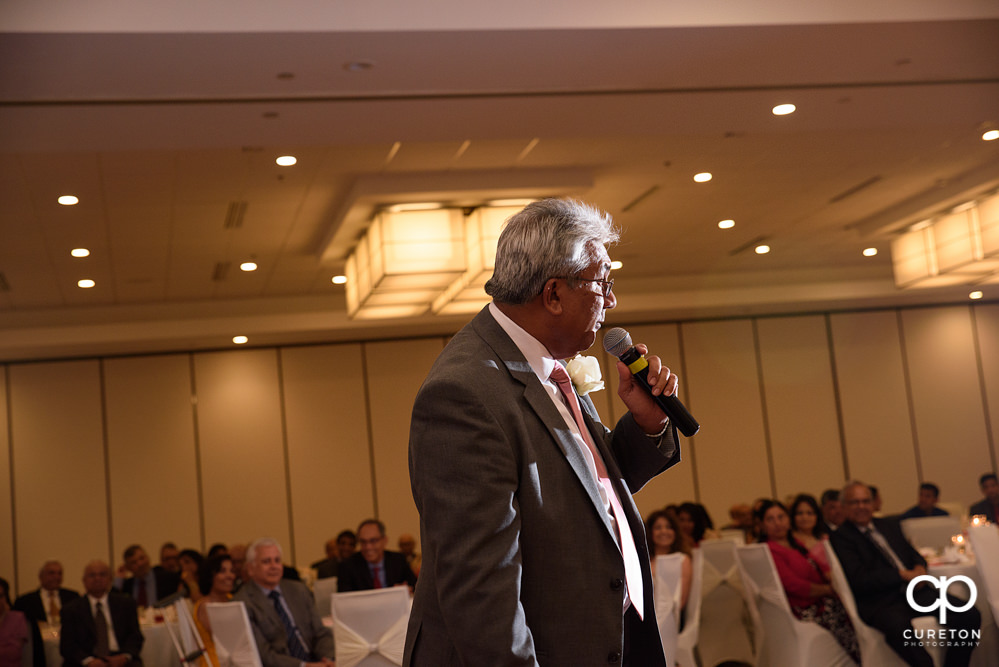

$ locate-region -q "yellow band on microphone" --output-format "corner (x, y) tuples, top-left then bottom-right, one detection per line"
(627, 356), (648, 374)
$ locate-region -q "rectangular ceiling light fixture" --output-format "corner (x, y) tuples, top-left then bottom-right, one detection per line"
(890, 190), (999, 289)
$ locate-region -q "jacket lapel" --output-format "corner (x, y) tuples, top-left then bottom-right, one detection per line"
(472, 308), (617, 542)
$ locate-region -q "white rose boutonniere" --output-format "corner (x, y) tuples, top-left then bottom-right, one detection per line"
(565, 355), (604, 396)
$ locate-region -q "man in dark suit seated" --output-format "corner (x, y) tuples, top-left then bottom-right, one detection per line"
(14, 560), (81, 667)
(899, 482), (950, 519)
(831, 481), (980, 667)
(968, 472), (998, 523)
(14, 560), (80, 626)
(114, 545), (180, 607)
(60, 560), (143, 667)
(233, 538), (335, 667)
(337, 520), (416, 592)
(311, 531), (357, 580)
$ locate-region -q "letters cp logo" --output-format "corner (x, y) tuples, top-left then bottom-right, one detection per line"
(906, 575), (977, 624)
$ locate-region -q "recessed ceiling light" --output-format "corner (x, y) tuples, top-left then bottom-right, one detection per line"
(983, 130), (999, 141)
(718, 219), (735, 229)
(276, 155), (297, 166)
(240, 262), (258, 272)
(772, 103), (796, 116)
(58, 195), (79, 206)
(755, 244), (771, 254)
(387, 202), (442, 213)
(71, 248), (90, 258)
(233, 335), (249, 344)
(78, 279), (95, 288)
(969, 290), (984, 300)
(610, 260), (623, 270)
(863, 247), (878, 257)
(331, 275), (348, 285)
(693, 172), (712, 183)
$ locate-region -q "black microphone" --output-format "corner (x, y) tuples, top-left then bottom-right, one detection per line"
(602, 327), (700, 437)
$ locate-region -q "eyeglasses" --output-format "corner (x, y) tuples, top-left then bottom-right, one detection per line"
(555, 276), (615, 297)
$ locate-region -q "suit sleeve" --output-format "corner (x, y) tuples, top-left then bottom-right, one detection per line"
(292, 585), (334, 661)
(235, 590), (303, 667)
(409, 374), (538, 667)
(830, 527), (906, 597)
(59, 600), (92, 666)
(112, 596), (144, 658)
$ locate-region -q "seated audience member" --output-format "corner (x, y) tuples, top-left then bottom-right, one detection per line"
(233, 538), (335, 667)
(228, 544), (248, 591)
(969, 472), (999, 523)
(721, 503), (754, 542)
(899, 482), (950, 519)
(60, 561), (143, 667)
(645, 509), (693, 612)
(337, 520), (417, 592)
(310, 538), (339, 572)
(206, 544), (228, 559)
(789, 493), (830, 570)
(397, 534), (422, 577)
(14, 560), (80, 626)
(831, 481), (980, 667)
(757, 499), (859, 664)
(869, 485), (884, 516)
(115, 544), (180, 606)
(675, 502), (717, 546)
(154, 543), (180, 577)
(313, 530), (358, 580)
(820, 489), (844, 531)
(193, 555), (236, 667)
(178, 550), (205, 601)
(0, 576), (31, 667)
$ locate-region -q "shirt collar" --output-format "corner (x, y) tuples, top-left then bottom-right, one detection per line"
(488, 302), (559, 383)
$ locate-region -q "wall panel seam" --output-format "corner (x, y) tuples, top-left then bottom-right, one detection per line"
(896, 309), (924, 482)
(824, 314), (850, 481)
(751, 319), (777, 498)
(360, 343), (379, 518)
(99, 360), (114, 563)
(969, 305), (998, 472)
(189, 354), (207, 551)
(276, 349), (296, 564)
(4, 365), (18, 588)
(676, 323), (699, 501)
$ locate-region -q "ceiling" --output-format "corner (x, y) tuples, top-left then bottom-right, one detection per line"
(1, 2), (998, 361)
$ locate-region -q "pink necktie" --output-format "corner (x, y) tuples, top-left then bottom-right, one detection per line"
(549, 363), (644, 619)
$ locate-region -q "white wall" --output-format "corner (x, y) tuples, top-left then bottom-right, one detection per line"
(2, 303), (996, 594)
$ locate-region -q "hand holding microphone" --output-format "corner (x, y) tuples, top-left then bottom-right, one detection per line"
(603, 327), (700, 437)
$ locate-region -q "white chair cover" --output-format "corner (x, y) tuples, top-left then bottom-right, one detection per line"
(205, 601), (264, 667)
(331, 587), (411, 667)
(737, 543), (854, 667)
(717, 529), (748, 545)
(164, 598), (207, 665)
(675, 548), (703, 667)
(697, 539), (755, 666)
(313, 576), (338, 619)
(966, 524), (999, 629)
(823, 541), (943, 667)
(653, 553), (685, 666)
(901, 516), (963, 552)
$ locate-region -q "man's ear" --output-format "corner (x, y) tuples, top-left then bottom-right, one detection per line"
(541, 278), (563, 315)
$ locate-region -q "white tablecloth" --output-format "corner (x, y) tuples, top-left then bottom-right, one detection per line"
(928, 557), (998, 667)
(42, 620), (179, 667)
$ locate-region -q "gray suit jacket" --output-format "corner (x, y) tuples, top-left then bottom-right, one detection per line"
(404, 307), (680, 667)
(233, 580), (335, 667)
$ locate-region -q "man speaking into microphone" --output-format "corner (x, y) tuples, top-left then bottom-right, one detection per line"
(405, 198), (685, 667)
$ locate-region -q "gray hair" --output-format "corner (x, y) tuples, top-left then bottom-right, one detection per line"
(484, 198), (619, 305)
(246, 537), (283, 565)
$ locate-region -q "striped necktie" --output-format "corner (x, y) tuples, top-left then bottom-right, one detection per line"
(268, 590), (309, 660)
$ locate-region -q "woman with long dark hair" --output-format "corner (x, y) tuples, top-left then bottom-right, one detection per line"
(789, 493), (830, 570)
(756, 499), (859, 664)
(193, 554), (236, 667)
(645, 509), (693, 610)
